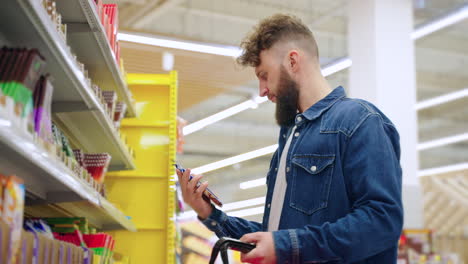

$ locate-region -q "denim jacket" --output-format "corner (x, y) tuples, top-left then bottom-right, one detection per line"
(201, 87), (403, 264)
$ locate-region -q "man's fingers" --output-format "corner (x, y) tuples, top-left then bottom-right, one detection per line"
(176, 169), (183, 182)
(195, 181), (209, 199)
(180, 168), (190, 186)
(240, 232), (260, 243)
(188, 174), (203, 191)
(240, 249), (260, 264)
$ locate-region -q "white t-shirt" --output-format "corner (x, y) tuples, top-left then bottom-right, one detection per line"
(268, 126), (296, 231)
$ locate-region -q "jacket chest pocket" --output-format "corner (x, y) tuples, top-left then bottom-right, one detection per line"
(289, 154), (335, 215)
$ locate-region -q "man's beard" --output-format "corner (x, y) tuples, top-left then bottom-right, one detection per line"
(275, 66), (299, 127)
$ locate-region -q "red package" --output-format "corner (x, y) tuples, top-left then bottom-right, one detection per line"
(84, 153), (111, 184)
(113, 101), (126, 128)
(103, 4), (118, 55)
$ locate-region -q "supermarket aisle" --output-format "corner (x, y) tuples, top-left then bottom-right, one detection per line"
(1, 0), (468, 264)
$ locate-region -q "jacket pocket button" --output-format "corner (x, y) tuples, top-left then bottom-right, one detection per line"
(311, 166), (317, 172)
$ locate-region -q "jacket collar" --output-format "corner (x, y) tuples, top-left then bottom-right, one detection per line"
(300, 86), (346, 121)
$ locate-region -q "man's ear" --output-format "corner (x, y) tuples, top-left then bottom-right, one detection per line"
(287, 50), (300, 73)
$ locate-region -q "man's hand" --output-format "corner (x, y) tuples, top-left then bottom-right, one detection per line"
(240, 232), (277, 264)
(176, 168), (213, 219)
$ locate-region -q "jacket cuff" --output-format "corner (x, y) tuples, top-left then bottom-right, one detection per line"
(199, 206), (229, 236)
(273, 229), (300, 264)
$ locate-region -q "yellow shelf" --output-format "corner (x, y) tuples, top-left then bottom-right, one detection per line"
(107, 72), (178, 264)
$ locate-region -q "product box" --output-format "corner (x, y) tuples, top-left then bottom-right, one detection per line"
(101, 90), (117, 120)
(18, 231), (34, 264)
(0, 220), (10, 264)
(37, 234), (54, 264)
(2, 175), (25, 264)
(50, 239), (61, 264)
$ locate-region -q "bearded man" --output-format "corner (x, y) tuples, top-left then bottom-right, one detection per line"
(177, 14), (403, 264)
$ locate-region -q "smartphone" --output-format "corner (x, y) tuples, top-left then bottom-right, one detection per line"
(174, 164), (223, 207)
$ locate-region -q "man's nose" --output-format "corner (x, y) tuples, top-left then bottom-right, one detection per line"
(259, 83), (268, 97)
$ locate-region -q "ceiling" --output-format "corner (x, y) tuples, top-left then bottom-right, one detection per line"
(113, 0), (468, 222)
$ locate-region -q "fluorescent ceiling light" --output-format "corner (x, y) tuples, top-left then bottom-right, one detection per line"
(228, 206), (265, 218)
(321, 58), (352, 76)
(222, 196), (266, 211)
(118, 32), (242, 57)
(411, 5), (468, 40)
(240, 177), (266, 189)
(415, 88), (468, 111)
(418, 162), (468, 177)
(183, 97), (265, 135)
(0, 119), (12, 127)
(176, 196), (266, 220)
(191, 144), (278, 175)
(418, 133), (468, 151)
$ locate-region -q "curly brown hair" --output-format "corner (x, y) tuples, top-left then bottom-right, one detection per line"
(237, 14), (318, 67)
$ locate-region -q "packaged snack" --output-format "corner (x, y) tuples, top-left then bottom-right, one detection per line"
(0, 214), (9, 264)
(84, 153), (111, 184)
(0, 174), (5, 217)
(113, 101), (126, 128)
(101, 90), (117, 119)
(33, 75), (54, 143)
(2, 175), (25, 264)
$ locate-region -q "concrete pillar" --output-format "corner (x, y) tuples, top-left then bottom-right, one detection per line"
(348, 0), (422, 228)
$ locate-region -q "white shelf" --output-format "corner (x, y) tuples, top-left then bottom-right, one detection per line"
(54, 110), (135, 171)
(0, 0), (134, 171)
(0, 122), (136, 231)
(55, 0), (137, 117)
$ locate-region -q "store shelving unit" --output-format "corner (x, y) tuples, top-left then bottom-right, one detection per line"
(55, 0), (137, 118)
(0, 124), (136, 231)
(0, 0), (135, 170)
(0, 0), (136, 232)
(107, 72), (178, 264)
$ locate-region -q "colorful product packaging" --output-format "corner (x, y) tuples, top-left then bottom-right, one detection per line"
(0, 48), (47, 133)
(84, 233), (115, 263)
(84, 153), (111, 184)
(113, 101), (126, 128)
(33, 75), (54, 144)
(101, 90), (117, 120)
(1, 175), (25, 264)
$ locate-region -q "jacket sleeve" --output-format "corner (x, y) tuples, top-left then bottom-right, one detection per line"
(200, 206), (263, 239)
(273, 114), (404, 263)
